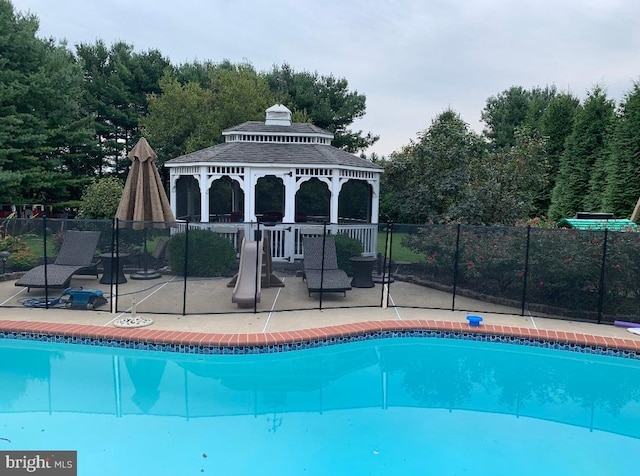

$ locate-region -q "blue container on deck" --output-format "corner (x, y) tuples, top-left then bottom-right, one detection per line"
(467, 315), (483, 327)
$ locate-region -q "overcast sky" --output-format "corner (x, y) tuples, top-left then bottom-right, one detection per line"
(10, 0), (640, 156)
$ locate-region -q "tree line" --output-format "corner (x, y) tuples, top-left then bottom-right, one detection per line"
(2, 0), (639, 226)
(0, 1), (376, 210)
(378, 83), (640, 225)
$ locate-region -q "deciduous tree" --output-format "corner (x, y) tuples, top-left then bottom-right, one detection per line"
(381, 110), (483, 223)
(142, 61), (275, 166)
(454, 128), (548, 225)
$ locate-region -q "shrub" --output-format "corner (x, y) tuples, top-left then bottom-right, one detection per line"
(401, 223), (640, 320)
(0, 235), (25, 253)
(6, 248), (38, 271)
(334, 233), (364, 276)
(0, 235), (38, 272)
(77, 177), (123, 219)
(167, 229), (236, 277)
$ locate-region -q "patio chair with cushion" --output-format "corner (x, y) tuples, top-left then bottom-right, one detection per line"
(15, 230), (101, 291)
(302, 235), (351, 297)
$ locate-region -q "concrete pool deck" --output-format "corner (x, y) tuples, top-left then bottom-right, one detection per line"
(1, 273), (640, 353)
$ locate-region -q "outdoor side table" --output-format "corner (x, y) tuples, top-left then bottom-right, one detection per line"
(349, 256), (376, 288)
(99, 252), (130, 284)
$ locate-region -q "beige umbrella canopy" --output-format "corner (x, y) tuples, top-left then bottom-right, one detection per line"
(115, 137), (175, 229)
(115, 138), (175, 280)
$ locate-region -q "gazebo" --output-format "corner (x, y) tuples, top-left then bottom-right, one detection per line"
(164, 104), (383, 261)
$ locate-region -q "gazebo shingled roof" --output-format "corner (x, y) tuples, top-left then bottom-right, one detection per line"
(168, 142), (381, 170)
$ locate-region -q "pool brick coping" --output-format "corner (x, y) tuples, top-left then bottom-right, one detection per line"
(1, 319), (639, 353)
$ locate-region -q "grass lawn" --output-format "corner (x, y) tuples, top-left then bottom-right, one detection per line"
(18, 233), (57, 256)
(17, 232), (167, 256)
(377, 232), (424, 263)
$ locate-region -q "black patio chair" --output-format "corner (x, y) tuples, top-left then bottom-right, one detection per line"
(302, 235), (351, 297)
(15, 230), (101, 291)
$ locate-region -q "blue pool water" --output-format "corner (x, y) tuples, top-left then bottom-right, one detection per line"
(1, 337), (640, 475)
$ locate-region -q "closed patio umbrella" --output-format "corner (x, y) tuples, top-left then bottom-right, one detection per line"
(115, 137), (175, 280)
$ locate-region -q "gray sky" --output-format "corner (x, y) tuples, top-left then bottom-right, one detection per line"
(10, 0), (640, 157)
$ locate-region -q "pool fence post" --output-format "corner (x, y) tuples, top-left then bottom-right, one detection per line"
(115, 218), (121, 313)
(597, 228), (608, 324)
(379, 224), (389, 308)
(451, 224), (462, 311)
(520, 225), (531, 316)
(111, 218), (117, 314)
(43, 214), (48, 309)
(383, 223), (394, 309)
(182, 219), (189, 316)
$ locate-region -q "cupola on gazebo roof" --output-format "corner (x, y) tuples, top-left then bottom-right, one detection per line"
(264, 103), (294, 125)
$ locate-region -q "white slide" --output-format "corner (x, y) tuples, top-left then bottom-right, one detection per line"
(232, 238), (262, 307)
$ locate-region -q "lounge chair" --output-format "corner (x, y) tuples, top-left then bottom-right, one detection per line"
(302, 235), (351, 296)
(15, 230), (101, 290)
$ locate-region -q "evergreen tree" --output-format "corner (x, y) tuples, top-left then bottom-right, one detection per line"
(584, 119), (616, 212)
(76, 41), (170, 179)
(0, 1), (93, 205)
(602, 84), (640, 217)
(538, 92), (580, 212)
(540, 93), (579, 177)
(264, 64), (378, 153)
(548, 86), (614, 219)
(482, 86), (557, 152)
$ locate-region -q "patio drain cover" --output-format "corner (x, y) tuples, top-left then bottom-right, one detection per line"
(113, 316), (154, 328)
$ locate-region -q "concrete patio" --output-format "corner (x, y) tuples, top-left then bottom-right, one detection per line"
(1, 268), (638, 343)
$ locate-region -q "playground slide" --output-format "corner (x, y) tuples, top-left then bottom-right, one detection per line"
(232, 238), (262, 308)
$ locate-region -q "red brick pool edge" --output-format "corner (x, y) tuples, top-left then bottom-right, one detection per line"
(1, 319), (639, 352)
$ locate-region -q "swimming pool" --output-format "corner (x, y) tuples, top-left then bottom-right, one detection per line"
(1, 336), (640, 475)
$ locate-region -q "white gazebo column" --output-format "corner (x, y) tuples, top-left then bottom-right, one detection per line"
(199, 168), (210, 223)
(246, 169), (257, 223)
(231, 181), (241, 216)
(282, 169), (297, 261)
(169, 172), (178, 220)
(370, 179), (380, 224)
(329, 170), (341, 224)
(282, 169), (296, 223)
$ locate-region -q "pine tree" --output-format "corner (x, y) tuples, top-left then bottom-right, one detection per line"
(602, 84), (640, 217)
(548, 87), (614, 219)
(0, 1), (93, 205)
(540, 93), (579, 199)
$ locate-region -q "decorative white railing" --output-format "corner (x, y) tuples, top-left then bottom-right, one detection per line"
(175, 222), (378, 261)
